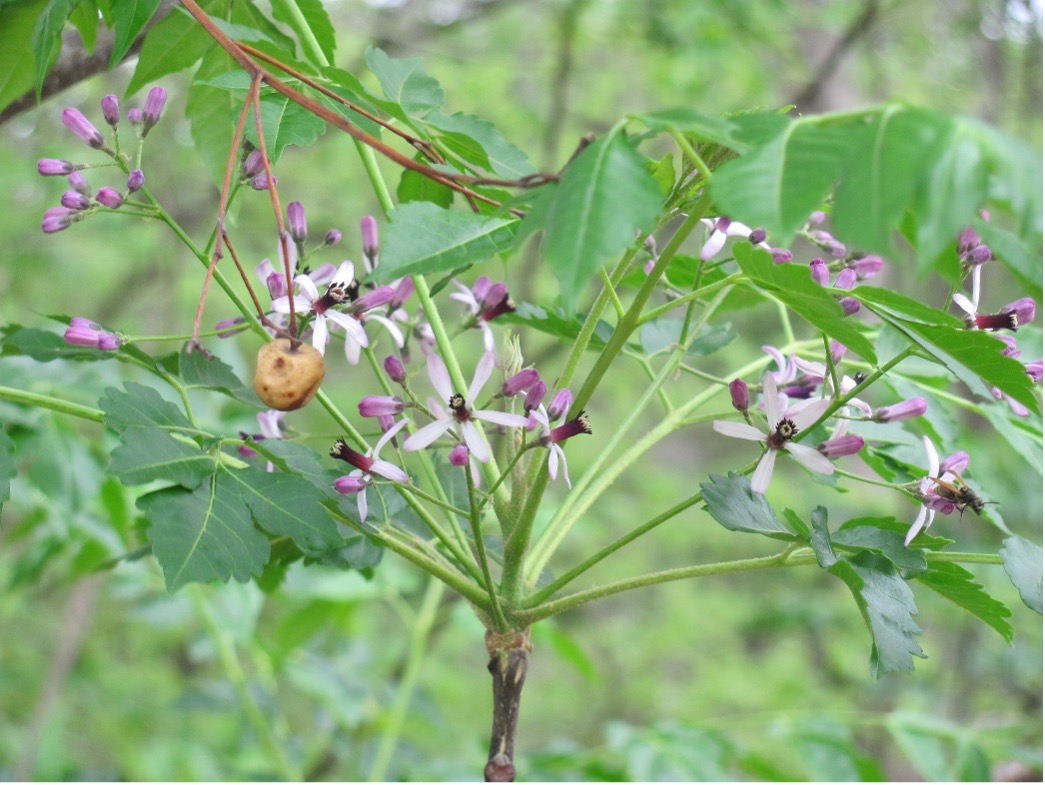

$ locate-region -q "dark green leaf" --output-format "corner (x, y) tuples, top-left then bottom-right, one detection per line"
(187, 50), (243, 186)
(915, 561), (1014, 642)
(853, 286), (1038, 413)
(734, 244), (878, 362)
(109, 0), (161, 67)
(807, 505), (836, 567)
(976, 218), (1044, 302)
(229, 0), (297, 52)
(0, 428), (14, 515)
(501, 302), (609, 350)
(839, 514), (954, 551)
(365, 46), (444, 116)
(0, 0), (49, 112)
(271, 0), (335, 64)
(833, 106), (951, 254)
(253, 440), (338, 491)
(126, 7), (212, 96)
(376, 201), (518, 282)
(638, 319), (735, 357)
(422, 110), (535, 179)
(321, 65), (402, 127)
(1001, 535), (1043, 613)
(219, 464), (342, 553)
(178, 344), (252, 396)
(32, 0), (78, 98)
(955, 742), (991, 782)
(832, 522), (928, 578)
(140, 479), (270, 591)
(68, 0), (99, 52)
(397, 167), (455, 207)
(110, 426), (214, 489)
(789, 721), (885, 782)
(712, 117), (855, 242)
(828, 551), (925, 677)
(700, 472), (797, 540)
(541, 130), (663, 310)
(241, 90), (327, 160)
(100, 383), (194, 434)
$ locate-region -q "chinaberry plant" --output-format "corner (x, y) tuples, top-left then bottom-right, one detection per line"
(2, 1), (1043, 780)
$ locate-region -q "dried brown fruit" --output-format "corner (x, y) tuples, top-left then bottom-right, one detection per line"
(254, 338), (325, 411)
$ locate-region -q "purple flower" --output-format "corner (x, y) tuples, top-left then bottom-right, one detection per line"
(68, 172), (91, 195)
(361, 215), (379, 273)
(142, 87), (167, 132)
(63, 317), (121, 350)
(384, 355), (406, 385)
(712, 372), (835, 494)
(37, 159), (79, 176)
(449, 443), (470, 467)
(402, 352), (530, 463)
(42, 207), (76, 234)
(699, 217), (773, 261)
(61, 108), (105, 149)
(243, 149), (265, 177)
(502, 369), (540, 397)
(324, 228), (342, 246)
(808, 211), (826, 226)
(331, 419), (410, 523)
(954, 282), (1035, 331)
(848, 255), (883, 279)
(127, 107), (143, 126)
(61, 191), (91, 211)
(271, 261), (369, 356)
(873, 397), (927, 423)
(817, 434), (864, 457)
(810, 229), (846, 258)
(1025, 359), (1043, 385)
(524, 380), (547, 414)
(389, 276), (415, 311)
(287, 201), (307, 243)
(127, 169), (145, 192)
(729, 378), (749, 412)
(450, 276), (515, 351)
(101, 95), (120, 126)
(250, 172), (277, 191)
(809, 258), (829, 286)
(359, 395), (406, 418)
(95, 187), (124, 209)
(547, 388), (573, 421)
(531, 406), (591, 487)
(905, 436), (969, 546)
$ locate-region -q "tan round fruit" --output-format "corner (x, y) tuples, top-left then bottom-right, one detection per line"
(254, 338), (325, 411)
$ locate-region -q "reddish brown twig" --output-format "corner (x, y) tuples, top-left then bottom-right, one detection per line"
(484, 628), (532, 782)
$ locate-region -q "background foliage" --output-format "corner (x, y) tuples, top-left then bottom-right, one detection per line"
(0, 0), (1041, 780)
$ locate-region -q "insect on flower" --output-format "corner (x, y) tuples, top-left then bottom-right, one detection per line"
(930, 472), (991, 518)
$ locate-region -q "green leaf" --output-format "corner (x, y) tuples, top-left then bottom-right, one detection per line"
(0, 428), (14, 516)
(0, 0), (50, 113)
(699, 472), (798, 540)
(110, 426), (215, 489)
(139, 479), (270, 591)
(733, 244), (878, 362)
(397, 167), (454, 207)
(100, 383), (194, 435)
(853, 285), (1038, 413)
(109, 0), (161, 67)
(634, 107), (753, 153)
(540, 130), (663, 310)
(975, 218), (1043, 302)
(2, 325), (111, 362)
(712, 117), (855, 242)
(321, 65), (400, 129)
(241, 90), (327, 161)
(638, 319), (735, 357)
(376, 201), (518, 282)
(788, 721), (885, 782)
(68, 0), (99, 52)
(365, 46), (444, 116)
(502, 302), (609, 350)
(187, 50), (243, 186)
(32, 0), (78, 99)
(177, 344), (258, 403)
(229, 0), (296, 52)
(828, 551), (925, 677)
(218, 465), (342, 553)
(253, 440), (338, 492)
(126, 7), (212, 96)
(889, 716), (955, 781)
(832, 521), (928, 578)
(832, 106), (951, 255)
(807, 505), (836, 567)
(271, 0), (336, 66)
(421, 110), (535, 179)
(915, 561), (1014, 642)
(1000, 536), (1043, 613)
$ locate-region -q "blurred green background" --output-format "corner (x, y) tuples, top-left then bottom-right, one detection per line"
(0, 0), (1041, 780)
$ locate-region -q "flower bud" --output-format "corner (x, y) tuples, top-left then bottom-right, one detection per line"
(969, 244), (991, 265)
(243, 149), (264, 177)
(61, 108), (105, 149)
(547, 388), (573, 421)
(127, 169), (145, 192)
(334, 476), (368, 495)
(729, 378), (749, 412)
(1025, 359), (1043, 384)
(502, 369), (539, 397)
(834, 268), (857, 291)
(771, 248), (793, 264)
(142, 86), (167, 132)
(41, 207), (75, 233)
(358, 395), (405, 418)
(816, 434), (864, 457)
(61, 190), (91, 210)
(449, 443), (470, 467)
(324, 228), (342, 245)
(809, 258), (829, 286)
(353, 286), (395, 313)
(215, 317), (247, 337)
(524, 380), (547, 414)
(848, 255), (883, 279)
(68, 171), (91, 195)
(266, 271), (287, 299)
(361, 215), (379, 270)
(808, 210), (826, 225)
(1003, 297), (1036, 327)
(384, 355), (406, 385)
(95, 187), (124, 209)
(390, 277), (415, 311)
(839, 297), (860, 316)
(101, 95), (120, 126)
(748, 228), (767, 244)
(287, 201), (307, 243)
(939, 451), (970, 476)
(250, 172), (276, 191)
(872, 397), (927, 423)
(64, 317), (120, 350)
(38, 158), (78, 176)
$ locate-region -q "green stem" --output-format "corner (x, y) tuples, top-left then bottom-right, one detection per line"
(0, 386), (104, 422)
(468, 467), (509, 631)
(368, 577), (445, 782)
(191, 589), (299, 780)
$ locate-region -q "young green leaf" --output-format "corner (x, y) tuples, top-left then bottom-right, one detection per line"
(100, 383), (194, 434)
(108, 0), (161, 67)
(31, 0), (77, 98)
(243, 90), (327, 160)
(365, 46), (444, 116)
(271, 0), (335, 65)
(126, 7), (212, 96)
(633, 107), (754, 153)
(218, 464), (343, 553)
(68, 0), (99, 53)
(700, 472), (798, 540)
(421, 110), (535, 179)
(187, 50), (244, 186)
(178, 344), (256, 400)
(915, 561), (1014, 642)
(140, 479), (270, 591)
(733, 244), (877, 362)
(109, 426), (214, 489)
(397, 167), (455, 207)
(376, 201), (518, 282)
(828, 551), (925, 677)
(832, 522), (928, 578)
(540, 130), (663, 310)
(1000, 535), (1043, 613)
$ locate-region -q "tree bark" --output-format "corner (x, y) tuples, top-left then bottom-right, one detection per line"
(483, 628), (532, 782)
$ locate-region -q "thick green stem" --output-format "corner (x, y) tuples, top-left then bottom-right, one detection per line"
(0, 387), (104, 422)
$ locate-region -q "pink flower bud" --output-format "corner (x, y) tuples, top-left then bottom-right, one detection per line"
(42, 207), (75, 233)
(61, 191), (91, 210)
(502, 369), (539, 397)
(334, 475), (368, 495)
(68, 171), (91, 195)
(873, 397), (927, 423)
(524, 380), (547, 414)
(449, 443), (470, 467)
(361, 215), (379, 269)
(287, 201), (307, 243)
(729, 378), (749, 411)
(61, 108), (105, 149)
(848, 255), (883, 279)
(127, 169), (145, 192)
(324, 228), (342, 245)
(384, 355), (406, 384)
(358, 395), (405, 418)
(101, 95), (120, 126)
(127, 107), (143, 126)
(817, 435), (864, 457)
(95, 187), (124, 209)
(547, 389), (573, 421)
(38, 158), (78, 176)
(809, 258), (829, 286)
(142, 87), (167, 131)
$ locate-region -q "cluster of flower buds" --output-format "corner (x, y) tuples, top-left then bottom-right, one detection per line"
(37, 88), (167, 233)
(62, 317), (122, 351)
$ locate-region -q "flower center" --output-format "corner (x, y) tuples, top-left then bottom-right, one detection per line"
(449, 393), (471, 422)
(767, 418), (798, 449)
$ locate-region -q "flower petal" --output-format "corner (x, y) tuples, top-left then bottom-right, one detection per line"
(427, 353), (453, 402)
(762, 372), (782, 424)
(785, 442), (835, 475)
(952, 292), (977, 318)
(325, 310), (368, 346)
(468, 351), (497, 405)
(713, 421), (766, 441)
(474, 409), (530, 428)
(311, 316), (329, 354)
(370, 459), (409, 483)
(366, 313), (406, 348)
(461, 421), (491, 463)
(373, 417), (409, 455)
(403, 417), (454, 451)
(750, 450), (777, 494)
(921, 435), (939, 477)
(790, 397), (832, 429)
